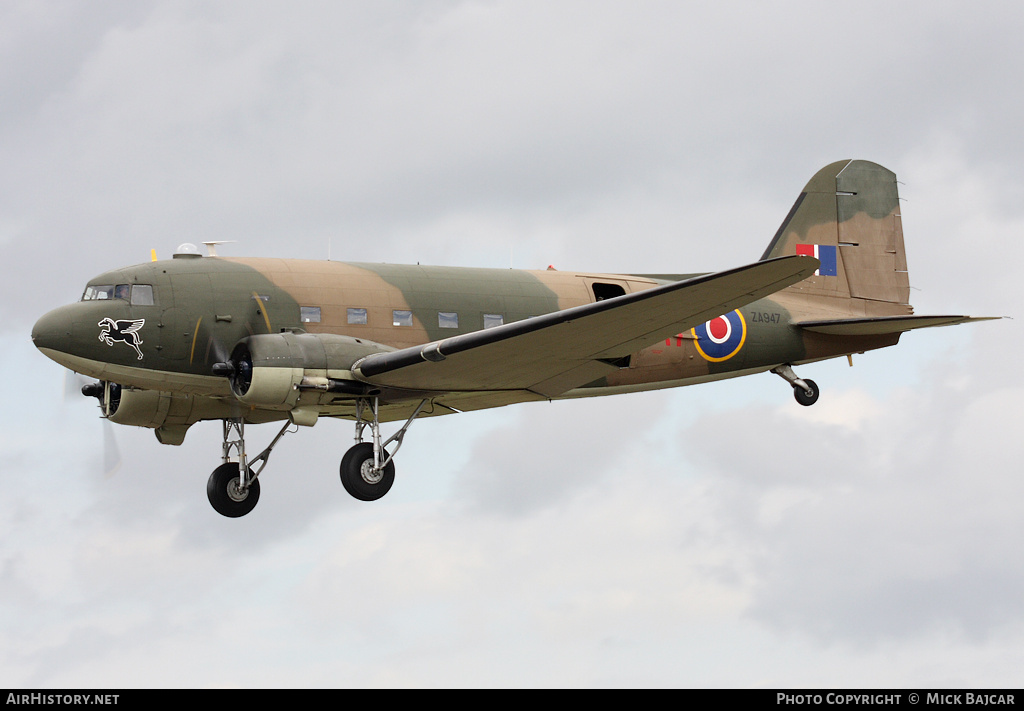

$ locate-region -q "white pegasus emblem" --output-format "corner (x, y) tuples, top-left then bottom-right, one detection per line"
(98, 318), (146, 360)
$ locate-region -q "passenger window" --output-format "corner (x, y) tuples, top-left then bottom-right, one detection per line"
(347, 308), (367, 325)
(438, 312), (458, 329)
(300, 306), (321, 323)
(483, 314), (504, 329)
(393, 310), (413, 327)
(130, 285), (154, 306)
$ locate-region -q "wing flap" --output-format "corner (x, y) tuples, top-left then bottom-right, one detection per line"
(352, 255), (818, 395)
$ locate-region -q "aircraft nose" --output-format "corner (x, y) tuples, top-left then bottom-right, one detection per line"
(31, 306), (75, 355)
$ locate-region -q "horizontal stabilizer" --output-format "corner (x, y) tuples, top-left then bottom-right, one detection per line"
(353, 255), (819, 397)
(797, 314), (999, 336)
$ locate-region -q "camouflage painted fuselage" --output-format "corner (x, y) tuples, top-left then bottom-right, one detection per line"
(33, 255), (902, 430)
(37, 159), (984, 447)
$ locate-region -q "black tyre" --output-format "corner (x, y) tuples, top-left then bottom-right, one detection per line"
(340, 442), (395, 501)
(207, 462), (260, 518)
(793, 379), (820, 407)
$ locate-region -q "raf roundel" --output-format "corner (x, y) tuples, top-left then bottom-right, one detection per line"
(692, 310), (746, 362)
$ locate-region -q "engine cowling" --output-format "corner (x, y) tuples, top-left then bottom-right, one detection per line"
(107, 388), (170, 428)
(104, 388), (247, 445)
(216, 332), (395, 408)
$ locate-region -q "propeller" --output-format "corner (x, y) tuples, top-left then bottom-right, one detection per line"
(211, 341), (253, 397)
(193, 318), (253, 424)
(65, 371), (122, 478)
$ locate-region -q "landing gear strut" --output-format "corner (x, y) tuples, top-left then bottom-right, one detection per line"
(206, 419), (294, 518)
(340, 397), (429, 501)
(772, 364), (819, 407)
(204, 398), (429, 515)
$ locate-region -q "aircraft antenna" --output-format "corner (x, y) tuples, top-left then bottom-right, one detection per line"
(202, 240), (237, 257)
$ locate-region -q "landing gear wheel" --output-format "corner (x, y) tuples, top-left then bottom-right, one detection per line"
(793, 379), (819, 407)
(340, 442), (395, 501)
(207, 462), (260, 518)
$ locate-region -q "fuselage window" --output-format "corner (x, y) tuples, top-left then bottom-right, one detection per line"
(300, 306), (321, 323)
(393, 310), (413, 327)
(347, 308), (367, 325)
(592, 283), (626, 301)
(438, 311), (458, 329)
(483, 314), (504, 329)
(130, 285), (154, 306)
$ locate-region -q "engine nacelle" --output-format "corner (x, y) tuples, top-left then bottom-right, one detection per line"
(225, 332), (395, 408)
(107, 388), (171, 428)
(105, 389), (225, 444)
(107, 387), (262, 444)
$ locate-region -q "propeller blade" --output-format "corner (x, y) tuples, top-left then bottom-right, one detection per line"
(63, 373), (123, 478)
(208, 334), (230, 368)
(102, 419), (122, 479)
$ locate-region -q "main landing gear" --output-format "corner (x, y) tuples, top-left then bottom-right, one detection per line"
(205, 397), (430, 518)
(771, 364), (820, 407)
(340, 397), (429, 501)
(207, 419), (294, 518)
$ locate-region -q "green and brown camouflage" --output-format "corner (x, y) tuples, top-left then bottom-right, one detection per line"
(32, 160), (989, 437)
(31, 160), (994, 514)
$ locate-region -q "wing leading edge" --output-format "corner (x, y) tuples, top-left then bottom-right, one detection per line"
(351, 255), (819, 397)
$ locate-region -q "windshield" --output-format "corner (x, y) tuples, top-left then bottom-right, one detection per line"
(82, 284), (154, 305)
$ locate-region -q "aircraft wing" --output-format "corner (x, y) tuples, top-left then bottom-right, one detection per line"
(796, 314), (999, 335)
(352, 255), (818, 397)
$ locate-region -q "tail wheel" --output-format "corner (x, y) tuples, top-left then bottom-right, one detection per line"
(207, 462), (260, 518)
(340, 442), (395, 501)
(793, 379), (820, 407)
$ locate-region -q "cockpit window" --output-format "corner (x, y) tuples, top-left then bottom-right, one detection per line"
(82, 285), (115, 301)
(130, 285), (154, 306)
(82, 283), (155, 305)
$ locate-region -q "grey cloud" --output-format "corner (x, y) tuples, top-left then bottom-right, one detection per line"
(682, 359), (1024, 645)
(451, 393), (670, 516)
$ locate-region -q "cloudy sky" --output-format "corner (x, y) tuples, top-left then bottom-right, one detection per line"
(2, 0), (1022, 688)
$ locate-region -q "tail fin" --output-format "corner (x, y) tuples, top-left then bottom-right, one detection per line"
(761, 160), (911, 311)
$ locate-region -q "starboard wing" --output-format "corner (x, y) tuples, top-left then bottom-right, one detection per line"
(351, 255), (819, 397)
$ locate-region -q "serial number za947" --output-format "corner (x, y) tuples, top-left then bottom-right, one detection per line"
(749, 311), (782, 324)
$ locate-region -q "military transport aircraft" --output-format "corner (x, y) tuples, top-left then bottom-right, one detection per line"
(32, 160), (993, 517)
